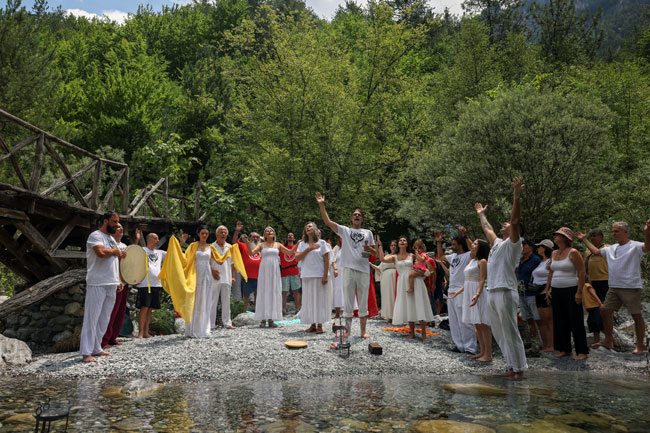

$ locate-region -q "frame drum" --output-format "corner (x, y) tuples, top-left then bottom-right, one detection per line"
(120, 245), (147, 285)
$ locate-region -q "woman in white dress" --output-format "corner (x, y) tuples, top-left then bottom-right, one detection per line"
(330, 237), (344, 318)
(378, 235), (435, 341)
(250, 227), (294, 328)
(449, 239), (492, 361)
(186, 226), (223, 338)
(378, 240), (398, 323)
(295, 222), (331, 334)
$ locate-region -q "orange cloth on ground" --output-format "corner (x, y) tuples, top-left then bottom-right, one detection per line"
(382, 326), (441, 337)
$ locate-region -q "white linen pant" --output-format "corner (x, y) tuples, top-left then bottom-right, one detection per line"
(488, 288), (528, 372)
(448, 290), (478, 353)
(80, 285), (117, 356)
(343, 268), (369, 318)
(211, 283), (232, 328)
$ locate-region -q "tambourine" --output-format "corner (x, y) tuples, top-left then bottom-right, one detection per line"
(119, 244), (147, 285)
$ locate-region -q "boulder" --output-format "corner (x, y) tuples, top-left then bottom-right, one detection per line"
(546, 411), (626, 431)
(0, 295), (9, 304)
(497, 419), (586, 433)
(3, 413), (35, 424)
(0, 334), (32, 366)
(64, 302), (82, 316)
(233, 312), (258, 327)
(52, 330), (72, 343)
(174, 318), (185, 334)
(120, 379), (162, 397)
(411, 420), (495, 433)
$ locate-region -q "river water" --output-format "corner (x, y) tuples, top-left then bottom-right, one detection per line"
(1, 371), (649, 432)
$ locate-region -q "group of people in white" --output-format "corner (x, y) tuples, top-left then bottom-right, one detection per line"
(79, 178), (649, 382)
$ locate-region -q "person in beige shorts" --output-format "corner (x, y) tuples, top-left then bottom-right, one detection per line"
(577, 220), (650, 355)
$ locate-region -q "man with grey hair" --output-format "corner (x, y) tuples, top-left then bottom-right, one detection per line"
(211, 225), (236, 329)
(233, 221), (262, 313)
(135, 231), (166, 339)
(577, 220), (650, 355)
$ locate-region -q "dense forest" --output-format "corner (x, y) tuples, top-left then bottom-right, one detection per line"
(1, 0), (650, 289)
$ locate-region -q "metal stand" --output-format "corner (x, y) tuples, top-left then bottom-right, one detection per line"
(34, 399), (70, 433)
(330, 316), (350, 358)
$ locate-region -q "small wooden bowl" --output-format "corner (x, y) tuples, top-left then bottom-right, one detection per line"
(285, 340), (308, 350)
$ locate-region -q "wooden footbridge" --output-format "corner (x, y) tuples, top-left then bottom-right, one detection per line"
(0, 109), (206, 318)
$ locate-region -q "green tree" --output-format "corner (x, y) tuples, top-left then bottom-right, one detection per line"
(394, 86), (612, 241)
(461, 0), (524, 44)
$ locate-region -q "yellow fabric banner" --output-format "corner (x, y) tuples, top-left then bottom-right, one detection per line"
(158, 236), (248, 323)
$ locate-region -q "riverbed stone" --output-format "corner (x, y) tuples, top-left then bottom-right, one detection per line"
(546, 411), (626, 431)
(112, 416), (144, 431)
(258, 420), (317, 433)
(442, 383), (507, 396)
(101, 386), (126, 399)
(410, 420), (495, 433)
(174, 318), (185, 334)
(497, 420), (587, 433)
(233, 312), (258, 326)
(120, 379), (162, 397)
(3, 413), (35, 424)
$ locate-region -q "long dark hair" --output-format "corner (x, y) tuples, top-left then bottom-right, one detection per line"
(196, 224), (210, 236)
(302, 222), (321, 243)
(453, 236), (469, 253)
(397, 235), (410, 253)
(476, 239), (490, 261)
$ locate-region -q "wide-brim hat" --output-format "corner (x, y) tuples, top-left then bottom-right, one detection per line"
(554, 227), (573, 241)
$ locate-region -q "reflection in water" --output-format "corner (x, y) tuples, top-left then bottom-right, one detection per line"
(0, 372), (649, 432)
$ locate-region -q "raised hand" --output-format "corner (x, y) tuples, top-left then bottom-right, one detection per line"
(135, 228), (141, 243)
(434, 230), (442, 242)
(459, 226), (467, 237)
(575, 232), (586, 242)
(512, 177), (524, 196)
(375, 234), (382, 246)
(645, 219), (650, 234)
(315, 192), (325, 204)
(236, 221), (243, 232)
(474, 202), (487, 214)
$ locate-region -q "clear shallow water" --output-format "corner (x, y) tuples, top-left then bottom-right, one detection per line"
(1, 372), (649, 432)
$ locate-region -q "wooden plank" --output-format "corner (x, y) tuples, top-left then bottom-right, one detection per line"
(90, 159), (102, 209)
(29, 134), (44, 192)
(0, 227), (47, 281)
(15, 221), (67, 272)
(42, 159), (97, 196)
(0, 207), (28, 221)
(129, 187), (147, 209)
(163, 177), (169, 217)
(0, 268), (86, 319)
(98, 167), (126, 213)
(0, 134), (29, 189)
(122, 166), (130, 214)
(47, 217), (79, 253)
(194, 180), (202, 220)
(129, 177), (165, 216)
(0, 248), (36, 282)
(0, 134), (40, 163)
(50, 250), (85, 259)
(43, 139), (89, 208)
(146, 195), (162, 218)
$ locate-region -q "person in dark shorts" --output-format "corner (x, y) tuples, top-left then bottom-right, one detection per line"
(582, 228), (610, 348)
(531, 239), (554, 352)
(232, 222), (262, 313)
(136, 232), (166, 338)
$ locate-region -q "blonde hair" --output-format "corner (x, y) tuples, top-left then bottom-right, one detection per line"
(263, 226), (276, 241)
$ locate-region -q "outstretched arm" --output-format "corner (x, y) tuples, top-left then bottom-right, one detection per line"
(576, 232), (602, 256)
(510, 177), (523, 243)
(475, 203), (497, 245)
(459, 226), (472, 251)
(376, 235), (396, 264)
(644, 219), (650, 253)
(232, 221), (242, 244)
(434, 231), (447, 263)
(315, 192), (338, 234)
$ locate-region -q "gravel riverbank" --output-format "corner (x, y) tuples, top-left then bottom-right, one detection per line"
(4, 314), (648, 382)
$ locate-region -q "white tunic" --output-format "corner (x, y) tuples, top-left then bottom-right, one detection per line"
(392, 254), (434, 325)
(379, 261), (397, 320)
(461, 259), (489, 325)
(254, 247), (283, 322)
(185, 249), (213, 338)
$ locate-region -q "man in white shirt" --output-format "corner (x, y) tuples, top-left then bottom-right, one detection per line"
(316, 192), (376, 338)
(211, 225), (236, 329)
(475, 178), (527, 380)
(576, 220), (650, 355)
(435, 228), (477, 354)
(81, 211), (126, 363)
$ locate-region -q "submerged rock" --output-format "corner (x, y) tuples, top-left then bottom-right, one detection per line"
(497, 419), (587, 433)
(258, 419), (317, 432)
(3, 413), (35, 424)
(112, 416), (144, 431)
(410, 420), (495, 433)
(546, 411), (626, 431)
(119, 379), (162, 397)
(442, 383), (507, 396)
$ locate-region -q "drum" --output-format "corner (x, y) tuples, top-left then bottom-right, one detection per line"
(120, 244), (147, 285)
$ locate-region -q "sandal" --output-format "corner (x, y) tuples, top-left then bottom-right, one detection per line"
(268, 321), (278, 328)
(259, 321), (267, 328)
(306, 324), (316, 333)
(316, 324), (323, 334)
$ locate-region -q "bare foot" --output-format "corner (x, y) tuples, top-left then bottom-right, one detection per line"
(469, 353), (481, 359)
(555, 352), (570, 358)
(82, 355), (96, 363)
(507, 372), (525, 381)
(113, 340), (123, 345)
(573, 353), (588, 360)
(592, 341), (613, 350)
(541, 347), (554, 352)
(476, 356), (492, 362)
(632, 347), (647, 355)
(407, 334), (414, 339)
(137, 335), (144, 339)
(144, 334), (153, 338)
(102, 344), (112, 349)
(494, 370), (514, 377)
(362, 333), (371, 339)
(422, 336), (427, 342)
(226, 325), (236, 329)
(95, 351), (111, 357)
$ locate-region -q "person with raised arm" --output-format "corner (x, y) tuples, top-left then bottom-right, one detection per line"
(576, 220), (650, 355)
(316, 192), (375, 338)
(475, 178), (527, 380)
(232, 221), (262, 313)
